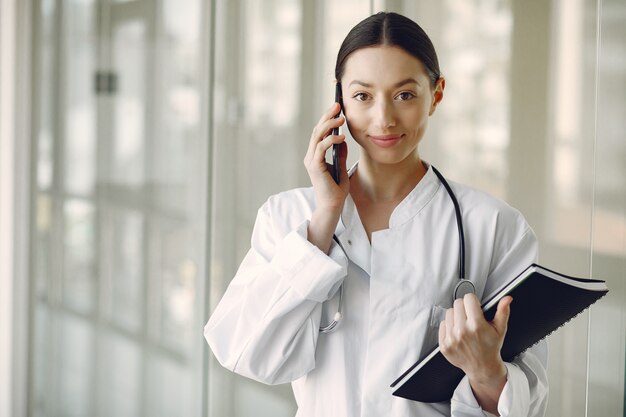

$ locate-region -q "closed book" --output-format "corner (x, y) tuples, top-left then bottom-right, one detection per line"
(390, 264), (609, 403)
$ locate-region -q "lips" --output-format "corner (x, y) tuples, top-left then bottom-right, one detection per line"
(369, 134), (403, 148)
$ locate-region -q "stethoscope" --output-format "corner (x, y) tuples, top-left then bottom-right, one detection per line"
(320, 166), (476, 333)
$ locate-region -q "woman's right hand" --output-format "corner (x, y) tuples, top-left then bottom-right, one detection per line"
(304, 102), (349, 210)
(303, 102), (349, 253)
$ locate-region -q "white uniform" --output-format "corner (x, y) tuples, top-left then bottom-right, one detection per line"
(205, 165), (548, 417)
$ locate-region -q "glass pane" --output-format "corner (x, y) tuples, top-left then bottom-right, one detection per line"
(235, 0), (304, 216)
(31, 305), (52, 416)
(34, 193), (53, 299)
(145, 353), (193, 417)
(150, 220), (195, 352)
(63, 0), (97, 195)
(587, 0), (626, 415)
(97, 331), (142, 417)
(63, 199), (96, 314)
(57, 314), (95, 417)
(542, 1), (598, 413)
(153, 0), (203, 214)
(545, 0), (598, 255)
(30, 0), (209, 416)
(37, 0), (55, 191)
(111, 20), (146, 187)
(244, 0), (300, 127)
(101, 208), (144, 332)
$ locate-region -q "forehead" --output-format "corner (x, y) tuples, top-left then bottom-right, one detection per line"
(341, 45), (429, 85)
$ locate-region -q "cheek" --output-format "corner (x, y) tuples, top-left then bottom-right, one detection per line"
(408, 110), (429, 127)
(398, 105), (429, 129)
(344, 108), (368, 135)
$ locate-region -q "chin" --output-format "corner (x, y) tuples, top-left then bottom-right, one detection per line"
(367, 150), (416, 166)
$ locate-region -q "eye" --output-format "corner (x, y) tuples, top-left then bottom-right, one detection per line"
(352, 92), (370, 102)
(396, 91), (416, 101)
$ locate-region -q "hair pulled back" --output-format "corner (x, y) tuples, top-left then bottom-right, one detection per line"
(335, 12), (441, 88)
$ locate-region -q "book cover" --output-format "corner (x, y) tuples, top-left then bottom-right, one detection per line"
(390, 264), (609, 403)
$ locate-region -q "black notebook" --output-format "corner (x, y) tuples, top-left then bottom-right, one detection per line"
(390, 264), (609, 403)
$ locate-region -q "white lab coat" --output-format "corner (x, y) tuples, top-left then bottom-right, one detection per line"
(205, 164), (548, 417)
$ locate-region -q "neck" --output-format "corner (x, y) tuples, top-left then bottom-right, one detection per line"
(351, 153), (427, 204)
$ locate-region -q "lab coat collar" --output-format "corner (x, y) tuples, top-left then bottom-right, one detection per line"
(388, 163), (441, 228)
(333, 161), (441, 275)
(341, 160), (441, 228)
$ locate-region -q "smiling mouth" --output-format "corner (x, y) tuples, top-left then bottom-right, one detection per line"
(369, 134), (404, 147)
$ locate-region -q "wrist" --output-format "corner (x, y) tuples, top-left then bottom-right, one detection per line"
(468, 360), (507, 389)
(467, 361), (507, 415)
(311, 205), (342, 226)
(314, 200), (344, 213)
(307, 208), (342, 254)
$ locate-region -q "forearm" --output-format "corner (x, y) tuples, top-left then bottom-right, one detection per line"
(468, 361), (508, 415)
(307, 207), (342, 254)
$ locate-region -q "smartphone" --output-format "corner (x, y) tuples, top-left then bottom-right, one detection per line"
(331, 83), (343, 184)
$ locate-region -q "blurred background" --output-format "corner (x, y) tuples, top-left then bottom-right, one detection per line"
(1, 0), (625, 416)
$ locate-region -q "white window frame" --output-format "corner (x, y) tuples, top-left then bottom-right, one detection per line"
(0, 0), (33, 416)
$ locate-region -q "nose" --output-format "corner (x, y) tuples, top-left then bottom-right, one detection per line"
(374, 98), (396, 129)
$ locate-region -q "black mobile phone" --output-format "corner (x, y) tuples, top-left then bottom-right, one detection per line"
(331, 83), (343, 184)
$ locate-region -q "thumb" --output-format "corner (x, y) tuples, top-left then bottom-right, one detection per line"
(492, 296), (513, 335)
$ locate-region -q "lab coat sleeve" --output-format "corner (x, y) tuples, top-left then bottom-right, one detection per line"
(451, 225), (549, 417)
(450, 342), (548, 417)
(204, 201), (348, 385)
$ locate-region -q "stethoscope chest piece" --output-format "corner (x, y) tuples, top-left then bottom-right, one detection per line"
(453, 279), (476, 302)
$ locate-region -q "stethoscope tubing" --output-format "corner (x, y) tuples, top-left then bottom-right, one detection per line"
(431, 166), (466, 280)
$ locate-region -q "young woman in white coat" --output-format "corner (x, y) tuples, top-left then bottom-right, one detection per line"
(205, 12), (548, 417)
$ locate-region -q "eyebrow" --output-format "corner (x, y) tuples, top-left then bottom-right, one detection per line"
(348, 78), (420, 88)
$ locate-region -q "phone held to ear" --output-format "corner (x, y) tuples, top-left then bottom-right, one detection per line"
(331, 83), (343, 184)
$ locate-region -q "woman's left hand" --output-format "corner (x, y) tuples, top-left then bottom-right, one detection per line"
(439, 293), (512, 413)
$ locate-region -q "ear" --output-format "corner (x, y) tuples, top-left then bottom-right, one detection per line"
(428, 77), (445, 116)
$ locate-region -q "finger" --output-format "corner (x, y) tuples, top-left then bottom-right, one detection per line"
(463, 293), (484, 324)
(445, 308), (454, 341)
(453, 298), (467, 331)
(317, 115), (345, 138)
(438, 321), (446, 346)
(306, 119), (342, 166)
(316, 102), (342, 125)
(311, 107), (343, 141)
(311, 135), (346, 171)
(306, 116), (345, 160)
(492, 296), (513, 335)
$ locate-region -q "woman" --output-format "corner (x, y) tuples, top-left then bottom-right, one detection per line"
(205, 12), (548, 417)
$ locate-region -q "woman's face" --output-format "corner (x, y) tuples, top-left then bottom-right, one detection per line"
(341, 45), (444, 166)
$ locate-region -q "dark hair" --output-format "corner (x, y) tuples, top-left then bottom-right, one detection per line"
(335, 12), (441, 88)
